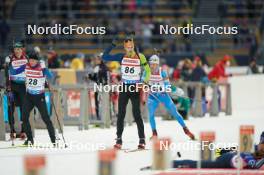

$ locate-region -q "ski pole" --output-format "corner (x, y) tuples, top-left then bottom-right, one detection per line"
(142, 81), (208, 104)
(47, 84), (67, 148)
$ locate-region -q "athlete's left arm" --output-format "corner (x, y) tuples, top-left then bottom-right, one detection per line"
(161, 70), (171, 87)
(43, 68), (53, 80)
(139, 53), (150, 82)
(163, 70), (185, 97)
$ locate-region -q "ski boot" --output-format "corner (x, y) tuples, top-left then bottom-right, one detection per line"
(19, 132), (26, 140)
(183, 127), (195, 140)
(150, 130), (158, 140)
(23, 139), (34, 146)
(10, 131), (16, 140)
(51, 137), (58, 148)
(114, 138), (122, 150)
(138, 138), (146, 149)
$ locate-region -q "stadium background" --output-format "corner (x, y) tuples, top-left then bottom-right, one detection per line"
(0, 1), (264, 175)
(0, 0), (264, 69)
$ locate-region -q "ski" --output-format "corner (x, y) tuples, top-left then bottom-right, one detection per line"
(113, 148), (130, 151)
(0, 144), (64, 150)
(0, 144), (30, 149)
(140, 165), (152, 171)
(124, 148), (150, 153)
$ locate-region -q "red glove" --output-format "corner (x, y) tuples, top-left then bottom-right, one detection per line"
(183, 127), (195, 140)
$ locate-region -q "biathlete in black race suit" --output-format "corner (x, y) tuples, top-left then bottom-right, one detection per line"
(102, 36), (151, 149)
(10, 50), (56, 146)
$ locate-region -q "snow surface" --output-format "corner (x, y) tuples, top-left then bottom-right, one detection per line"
(0, 109), (263, 175)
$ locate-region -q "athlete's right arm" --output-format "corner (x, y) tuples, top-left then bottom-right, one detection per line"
(102, 44), (124, 62)
(9, 64), (26, 74)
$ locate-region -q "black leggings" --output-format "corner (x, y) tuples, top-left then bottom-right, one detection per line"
(22, 93), (55, 143)
(8, 82), (26, 132)
(116, 84), (145, 140)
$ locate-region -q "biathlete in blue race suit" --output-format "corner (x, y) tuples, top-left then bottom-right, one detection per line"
(144, 55), (195, 140)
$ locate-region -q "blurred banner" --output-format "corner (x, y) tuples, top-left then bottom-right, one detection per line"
(66, 90), (81, 117)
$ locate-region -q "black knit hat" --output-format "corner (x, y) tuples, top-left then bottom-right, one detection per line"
(27, 50), (39, 60)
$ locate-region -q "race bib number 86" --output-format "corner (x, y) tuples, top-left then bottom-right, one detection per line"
(121, 65), (141, 80)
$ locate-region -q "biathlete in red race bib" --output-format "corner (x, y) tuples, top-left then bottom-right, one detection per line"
(10, 50), (56, 146)
(4, 42), (28, 140)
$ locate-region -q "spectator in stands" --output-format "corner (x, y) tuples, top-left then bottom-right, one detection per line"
(128, 0), (136, 13)
(87, 53), (108, 120)
(63, 58), (71, 68)
(173, 96), (190, 120)
(190, 57), (208, 114)
(180, 58), (192, 81)
(0, 19), (10, 49)
(152, 18), (164, 44)
(247, 58), (259, 74)
(208, 55), (231, 112)
(191, 56), (200, 69)
(47, 50), (60, 68)
(88, 53), (108, 85)
(142, 17), (154, 47)
(190, 57), (207, 82)
(34, 46), (44, 60)
(218, 1), (227, 24)
(70, 53), (85, 70)
(246, 0), (255, 19)
(208, 55), (232, 82)
(172, 60), (184, 81)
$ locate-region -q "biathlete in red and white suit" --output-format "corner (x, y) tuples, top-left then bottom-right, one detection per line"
(10, 51), (56, 146)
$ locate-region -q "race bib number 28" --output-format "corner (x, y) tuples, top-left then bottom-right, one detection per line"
(28, 78), (38, 86)
(26, 77), (45, 91)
